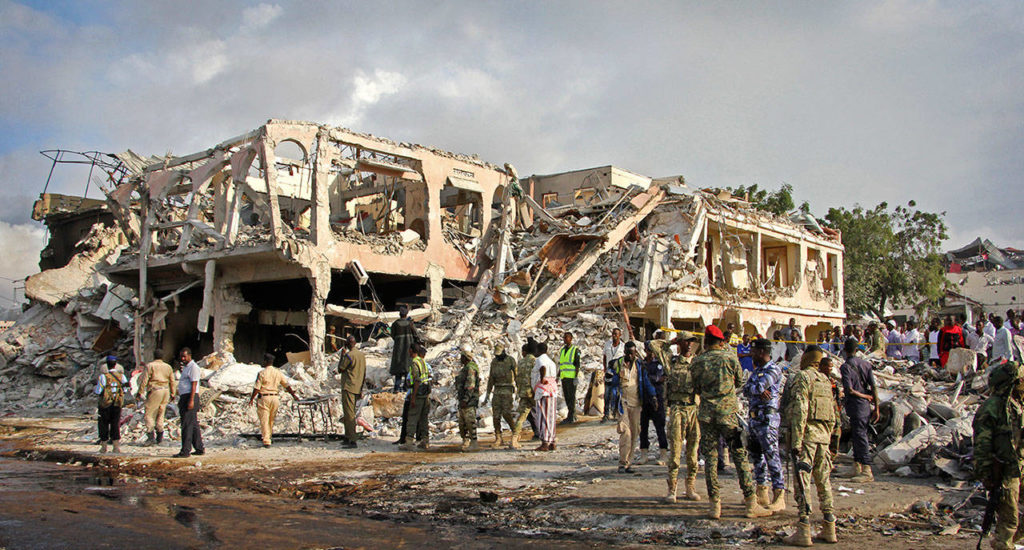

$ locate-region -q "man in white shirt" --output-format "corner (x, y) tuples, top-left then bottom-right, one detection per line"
(602, 328), (625, 422)
(984, 314), (996, 340)
(173, 347), (205, 458)
(885, 321), (903, 359)
(992, 316), (1015, 363)
(902, 321), (921, 361)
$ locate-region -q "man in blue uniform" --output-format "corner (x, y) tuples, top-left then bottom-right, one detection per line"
(742, 337), (785, 511)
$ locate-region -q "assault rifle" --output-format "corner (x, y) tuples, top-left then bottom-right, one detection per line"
(978, 459), (1004, 550)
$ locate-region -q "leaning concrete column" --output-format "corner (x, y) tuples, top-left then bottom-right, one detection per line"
(306, 263), (331, 380)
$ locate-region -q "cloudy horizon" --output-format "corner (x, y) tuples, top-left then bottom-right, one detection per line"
(2, 0), (1022, 301)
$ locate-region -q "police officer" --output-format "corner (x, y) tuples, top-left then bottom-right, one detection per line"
(558, 332), (582, 424)
(136, 351), (176, 446)
(248, 353), (299, 448)
(664, 331), (701, 503)
(973, 361), (1024, 550)
(403, 344), (431, 451)
(456, 344), (481, 451)
(692, 325), (771, 519)
(840, 337), (879, 482)
(782, 345), (839, 546)
(486, 343), (517, 448)
(510, 340), (539, 449)
(742, 337), (786, 511)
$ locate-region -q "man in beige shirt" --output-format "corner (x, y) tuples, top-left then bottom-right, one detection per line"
(136, 351), (177, 446)
(248, 353), (298, 447)
(615, 341), (658, 473)
(338, 335), (367, 448)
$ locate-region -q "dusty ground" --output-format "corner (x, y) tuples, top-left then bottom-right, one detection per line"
(0, 413), (982, 549)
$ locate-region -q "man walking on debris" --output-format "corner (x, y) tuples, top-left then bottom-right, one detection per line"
(338, 335), (366, 449)
(95, 356), (128, 454)
(173, 348), (205, 458)
(665, 331), (701, 503)
(602, 328), (625, 422)
(692, 325), (771, 519)
(249, 353), (299, 448)
(390, 305), (419, 393)
(485, 343), (517, 448)
(615, 341), (657, 473)
(558, 331), (582, 424)
(456, 344), (481, 451)
(533, 342), (559, 451)
(782, 345), (839, 546)
(839, 338), (878, 483)
(511, 341), (539, 449)
(742, 338), (786, 511)
(403, 344), (431, 451)
(973, 360), (1024, 550)
(137, 351), (176, 446)
(637, 341), (668, 465)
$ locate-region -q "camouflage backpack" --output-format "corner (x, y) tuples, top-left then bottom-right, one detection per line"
(99, 372), (125, 408)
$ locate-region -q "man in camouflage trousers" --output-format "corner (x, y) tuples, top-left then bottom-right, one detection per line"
(486, 343), (517, 448)
(456, 344), (481, 451)
(782, 345), (839, 546)
(510, 341), (538, 449)
(742, 337), (786, 512)
(664, 331), (702, 503)
(692, 325), (771, 519)
(973, 360), (1024, 550)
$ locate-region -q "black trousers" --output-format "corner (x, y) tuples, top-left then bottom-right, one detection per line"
(398, 394), (411, 443)
(178, 394), (204, 456)
(639, 400), (667, 450)
(561, 378), (577, 422)
(393, 375), (408, 393)
(97, 405), (122, 442)
(846, 402), (873, 465)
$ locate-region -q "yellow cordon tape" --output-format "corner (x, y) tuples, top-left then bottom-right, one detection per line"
(656, 326), (934, 345)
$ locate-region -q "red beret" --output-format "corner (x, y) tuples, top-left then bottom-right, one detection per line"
(705, 325), (725, 340)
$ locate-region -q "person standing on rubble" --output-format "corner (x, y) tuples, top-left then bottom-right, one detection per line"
(455, 344), (481, 451)
(248, 353), (299, 448)
(637, 342), (668, 466)
(614, 341), (657, 473)
(136, 351), (176, 446)
(865, 322), (885, 355)
(558, 332), (582, 424)
(993, 316), (1016, 364)
(781, 318), (805, 362)
(737, 333), (754, 373)
(927, 319), (942, 367)
(403, 344), (431, 451)
(938, 315), (966, 367)
(173, 348), (205, 458)
(664, 331), (701, 503)
(602, 328), (625, 422)
(95, 356), (128, 454)
(337, 335), (366, 449)
(485, 343), (517, 448)
(510, 340), (539, 449)
(781, 345), (839, 546)
(902, 320), (922, 363)
(972, 360), (1024, 550)
(742, 338), (786, 512)
(885, 320), (903, 359)
(969, 319), (994, 365)
(389, 305), (419, 393)
(532, 342), (559, 451)
(839, 338), (879, 483)
(692, 325), (772, 519)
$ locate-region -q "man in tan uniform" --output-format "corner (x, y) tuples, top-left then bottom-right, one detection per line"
(136, 351), (176, 446)
(338, 335), (367, 449)
(248, 353), (298, 447)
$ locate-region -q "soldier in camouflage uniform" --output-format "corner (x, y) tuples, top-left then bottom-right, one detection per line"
(782, 345), (839, 546)
(742, 337), (786, 512)
(510, 341), (538, 449)
(973, 360), (1024, 550)
(692, 325), (771, 519)
(486, 343), (517, 448)
(455, 344), (481, 451)
(664, 330), (702, 503)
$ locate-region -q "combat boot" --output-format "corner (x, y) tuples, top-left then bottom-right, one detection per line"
(783, 520), (813, 547)
(145, 432), (156, 446)
(708, 499), (721, 519)
(637, 451), (649, 465)
(840, 462), (861, 478)
(99, 441), (108, 454)
(665, 478), (677, 504)
(744, 494), (772, 518)
(461, 439), (471, 451)
(509, 432), (521, 449)
(657, 449), (667, 466)
(769, 488), (787, 512)
(112, 441), (122, 454)
(493, 432), (505, 448)
(684, 477), (701, 501)
(156, 431), (164, 444)
(468, 439), (480, 451)
(851, 464), (873, 483)
(815, 515), (837, 543)
(756, 484), (772, 507)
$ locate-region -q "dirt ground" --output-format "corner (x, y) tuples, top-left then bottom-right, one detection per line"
(0, 413), (983, 549)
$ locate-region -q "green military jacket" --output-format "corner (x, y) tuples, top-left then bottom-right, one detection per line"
(691, 347), (743, 425)
(783, 368), (838, 447)
(973, 362), (1024, 480)
(666, 354), (698, 407)
(516, 354), (536, 399)
(456, 361), (480, 406)
(488, 354), (517, 394)
(649, 340), (674, 376)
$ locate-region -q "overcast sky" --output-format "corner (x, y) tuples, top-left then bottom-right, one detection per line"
(1, 0), (1022, 303)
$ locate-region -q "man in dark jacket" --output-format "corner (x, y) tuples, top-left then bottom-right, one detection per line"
(638, 342), (668, 465)
(616, 341), (658, 473)
(839, 337), (879, 483)
(389, 305), (419, 392)
(338, 335), (367, 448)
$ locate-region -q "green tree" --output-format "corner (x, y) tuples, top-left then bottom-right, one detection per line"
(727, 183), (796, 216)
(823, 201), (947, 320)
